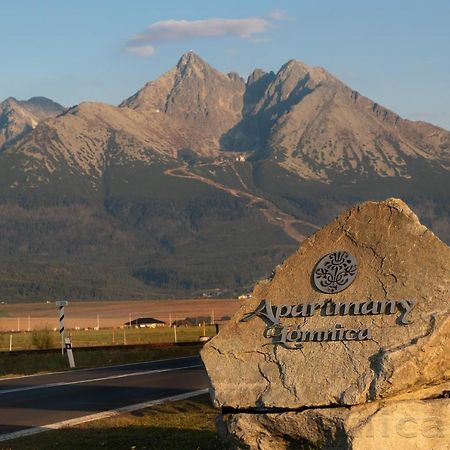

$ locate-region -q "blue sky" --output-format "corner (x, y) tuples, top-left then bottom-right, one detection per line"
(1, 0), (449, 129)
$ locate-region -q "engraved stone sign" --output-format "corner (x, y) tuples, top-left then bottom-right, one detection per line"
(201, 198), (450, 450)
(313, 250), (357, 293)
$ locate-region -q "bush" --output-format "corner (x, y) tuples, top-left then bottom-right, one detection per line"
(31, 327), (56, 349)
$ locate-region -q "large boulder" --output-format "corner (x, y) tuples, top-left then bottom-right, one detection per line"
(218, 398), (450, 450)
(201, 198), (450, 448)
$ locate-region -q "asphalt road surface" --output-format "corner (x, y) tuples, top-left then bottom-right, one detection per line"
(0, 355), (208, 440)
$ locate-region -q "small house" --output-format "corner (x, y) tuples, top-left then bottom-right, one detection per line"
(125, 317), (166, 328)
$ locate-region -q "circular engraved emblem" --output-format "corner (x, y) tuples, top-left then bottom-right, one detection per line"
(313, 251), (357, 293)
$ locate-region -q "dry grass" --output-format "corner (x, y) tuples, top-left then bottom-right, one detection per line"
(0, 345), (202, 377)
(0, 325), (217, 351)
(3, 394), (221, 450)
(0, 298), (241, 331)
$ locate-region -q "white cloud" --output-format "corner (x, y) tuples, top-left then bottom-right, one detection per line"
(125, 17), (271, 57)
(125, 45), (155, 58)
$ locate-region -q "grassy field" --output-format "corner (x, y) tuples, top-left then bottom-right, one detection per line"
(0, 344), (203, 377)
(0, 298), (241, 331)
(0, 325), (218, 351)
(0, 323), (217, 377)
(4, 394), (221, 450)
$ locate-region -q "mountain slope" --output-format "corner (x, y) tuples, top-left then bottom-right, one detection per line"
(6, 53), (449, 185)
(0, 52), (448, 302)
(120, 51), (245, 155)
(223, 59), (450, 180)
(0, 96), (64, 149)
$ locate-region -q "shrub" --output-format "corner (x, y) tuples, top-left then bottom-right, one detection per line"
(31, 327), (56, 349)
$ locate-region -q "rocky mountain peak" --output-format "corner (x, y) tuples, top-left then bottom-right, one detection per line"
(8, 52), (450, 184)
(174, 51), (224, 83)
(121, 51), (245, 148)
(174, 51), (232, 85)
(2, 96), (18, 106)
(25, 96), (65, 114)
(1, 96), (64, 115)
(247, 69), (267, 85)
(0, 95), (64, 149)
(275, 59), (332, 88)
(176, 51), (205, 70)
(227, 72), (243, 83)
(281, 58), (310, 72)
(0, 53), (448, 306)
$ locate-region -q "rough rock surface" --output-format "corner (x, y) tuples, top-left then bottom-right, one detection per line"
(201, 198), (450, 409)
(0, 96), (64, 149)
(120, 51), (245, 154)
(219, 398), (450, 450)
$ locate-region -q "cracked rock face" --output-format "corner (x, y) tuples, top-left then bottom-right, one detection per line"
(201, 198), (450, 409)
(219, 398), (450, 450)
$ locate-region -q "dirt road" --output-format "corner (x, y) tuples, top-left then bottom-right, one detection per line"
(164, 162), (319, 242)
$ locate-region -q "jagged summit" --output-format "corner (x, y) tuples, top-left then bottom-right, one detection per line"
(228, 72), (243, 83)
(280, 58), (310, 71)
(0, 53), (448, 301)
(0, 95), (64, 149)
(2, 96), (18, 104)
(6, 52), (450, 181)
(176, 51), (207, 69)
(3, 52), (450, 178)
(173, 50), (233, 84)
(120, 52), (245, 145)
(175, 51), (216, 78)
(247, 69), (268, 85)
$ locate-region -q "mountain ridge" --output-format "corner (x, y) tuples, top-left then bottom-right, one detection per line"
(120, 52), (449, 180)
(0, 96), (65, 149)
(0, 52), (448, 301)
(4, 53), (449, 180)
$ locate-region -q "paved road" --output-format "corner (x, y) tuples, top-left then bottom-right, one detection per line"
(0, 355), (208, 440)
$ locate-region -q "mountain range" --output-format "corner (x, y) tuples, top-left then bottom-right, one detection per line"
(0, 52), (448, 301)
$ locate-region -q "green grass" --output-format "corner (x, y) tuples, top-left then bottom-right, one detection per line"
(0, 325), (217, 351)
(0, 325), (215, 377)
(0, 344), (202, 377)
(4, 394), (221, 450)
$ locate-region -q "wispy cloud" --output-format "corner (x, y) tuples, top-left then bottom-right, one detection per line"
(268, 9), (291, 21)
(125, 17), (272, 58)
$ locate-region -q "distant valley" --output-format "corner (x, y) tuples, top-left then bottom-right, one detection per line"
(0, 52), (448, 301)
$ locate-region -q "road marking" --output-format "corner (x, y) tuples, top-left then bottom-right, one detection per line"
(72, 354), (199, 372)
(0, 355), (199, 381)
(0, 364), (202, 395)
(0, 388), (209, 443)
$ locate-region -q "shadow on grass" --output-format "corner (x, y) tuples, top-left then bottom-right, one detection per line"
(7, 426), (220, 450)
(5, 396), (222, 450)
(0, 345), (201, 377)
